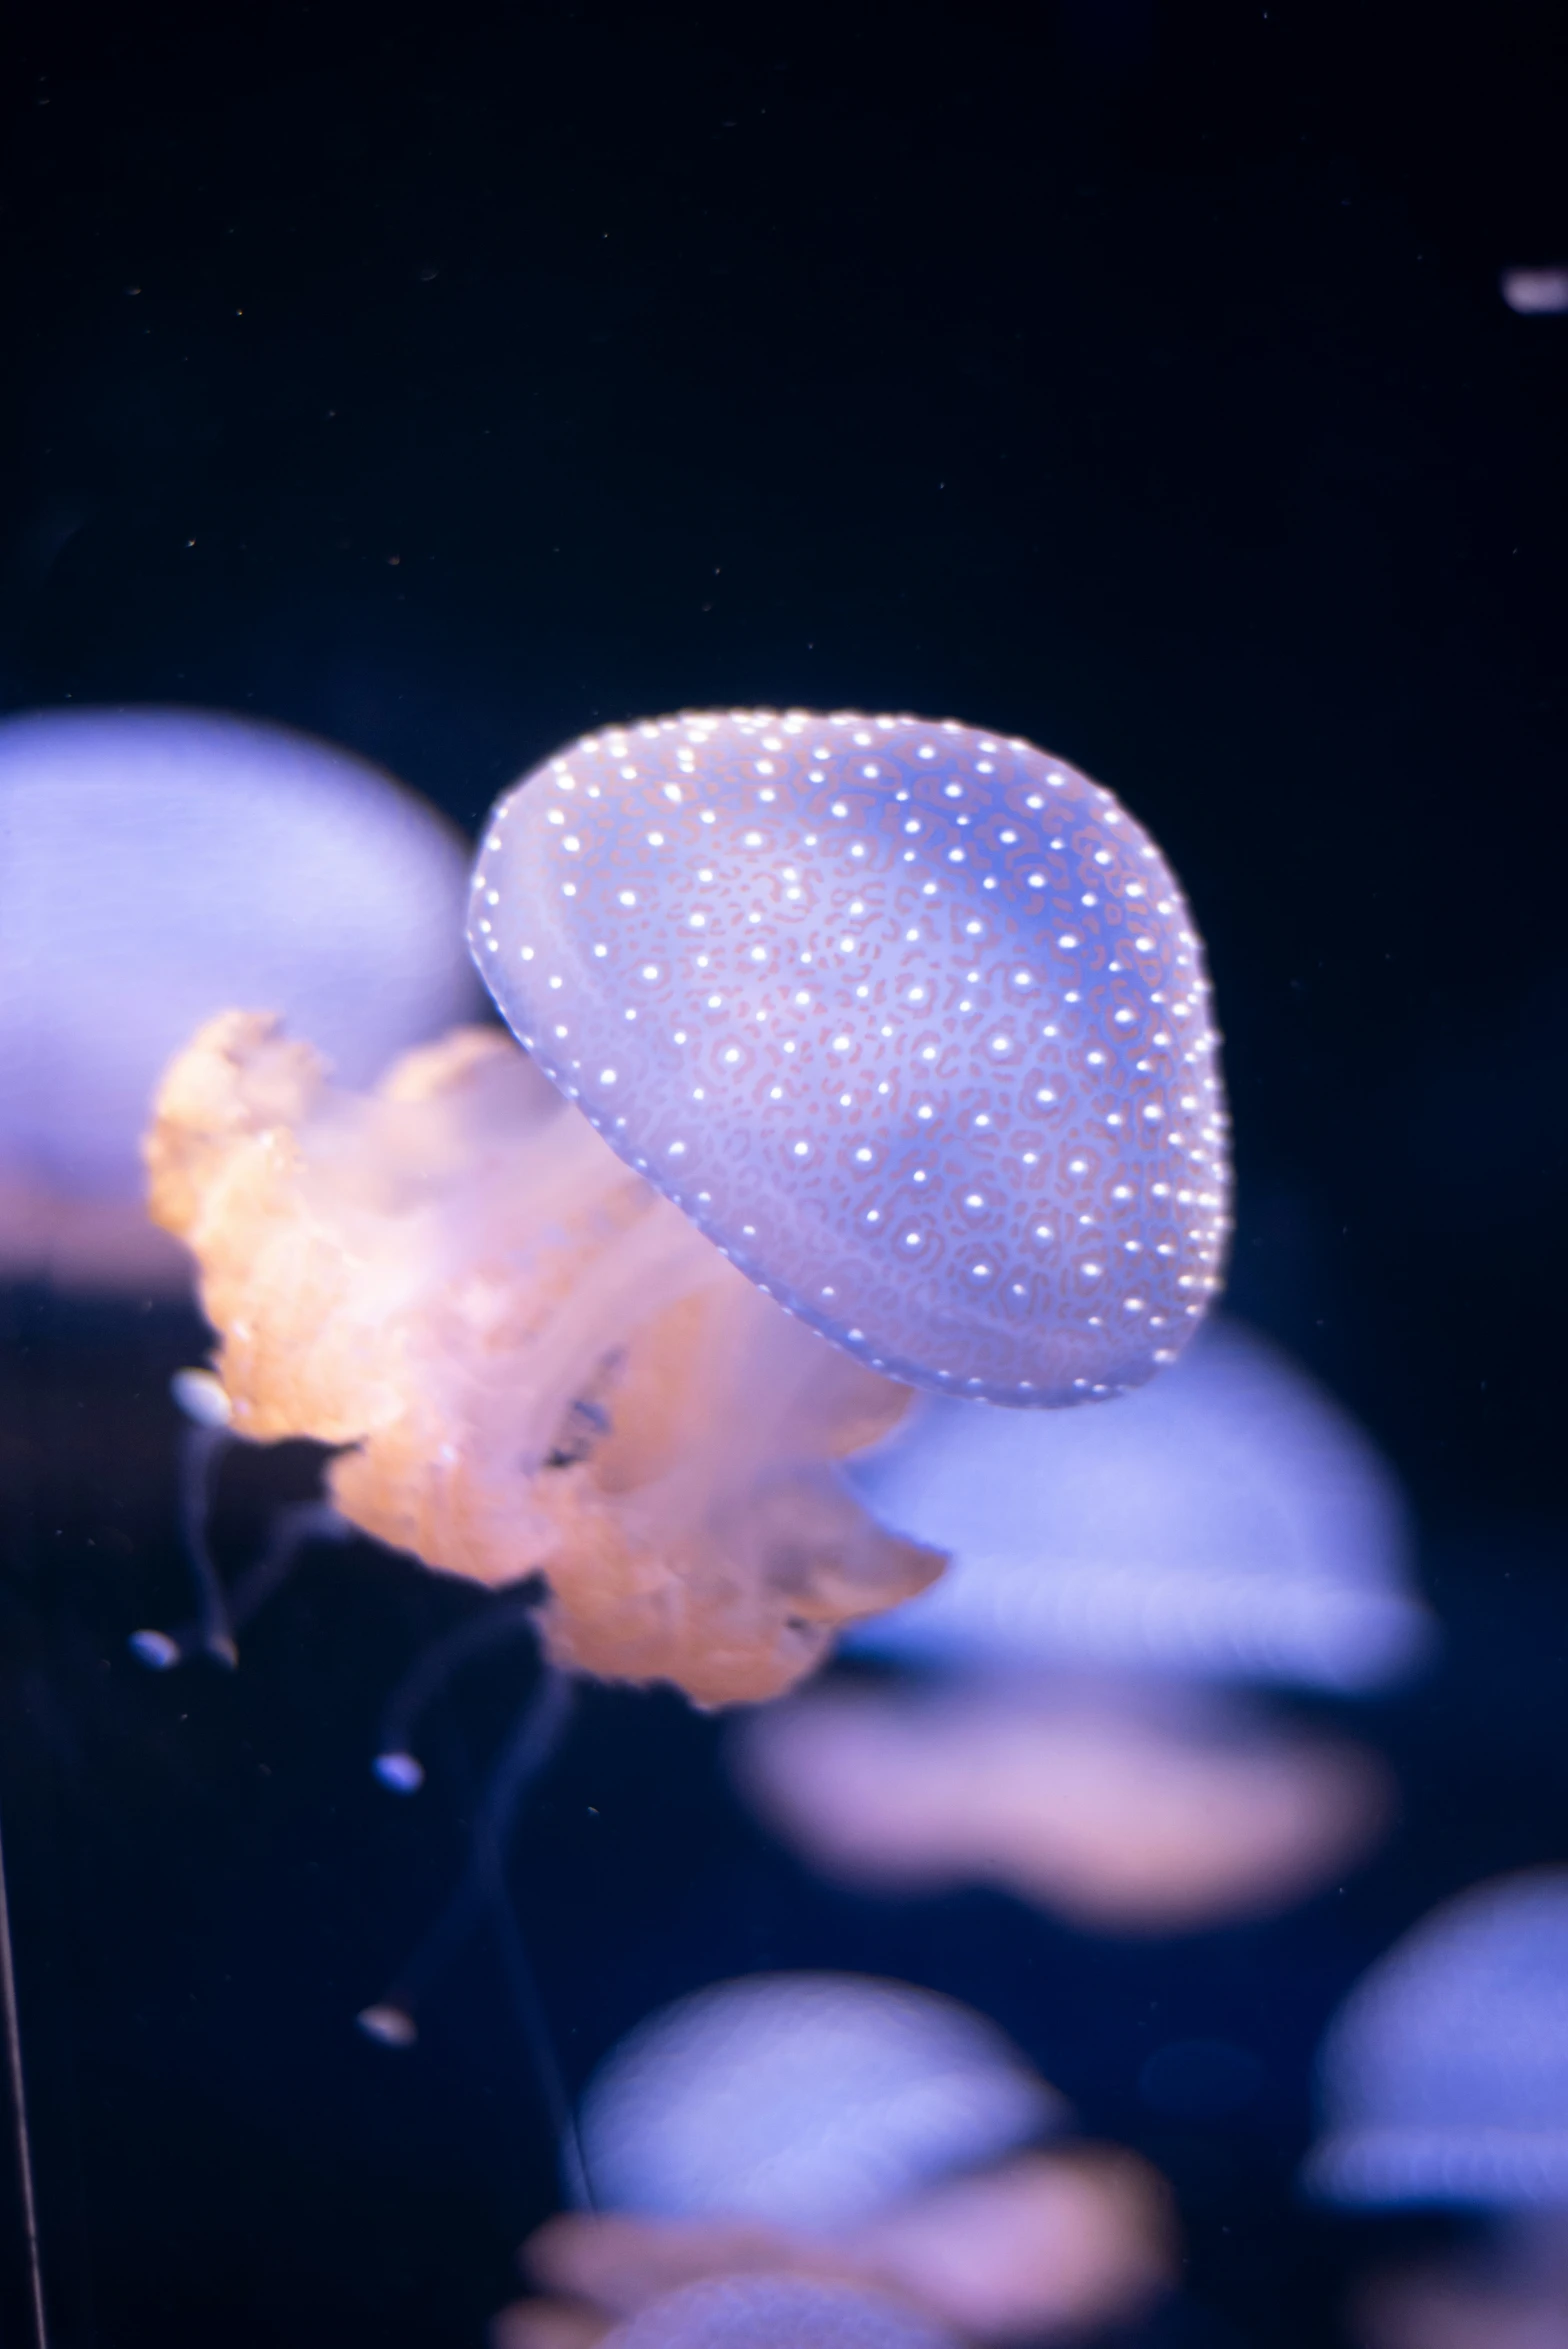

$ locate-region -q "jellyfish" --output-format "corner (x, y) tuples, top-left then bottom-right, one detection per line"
(0, 706), (480, 1292)
(597, 2275), (962, 2349)
(145, 707), (1231, 1705)
(145, 1012), (936, 1707)
(492, 1973), (1175, 2347)
(735, 1317), (1426, 1931)
(470, 708), (1229, 1405)
(137, 707), (1228, 2105)
(1501, 266), (1568, 315)
(1305, 1869), (1568, 2347)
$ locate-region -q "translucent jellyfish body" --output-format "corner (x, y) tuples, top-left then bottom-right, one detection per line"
(599, 2275), (961, 2349)
(578, 1973), (1060, 2229)
(0, 707), (479, 1290)
(147, 1015), (938, 1703)
(843, 1316), (1427, 1689)
(1307, 1869), (1568, 2208)
(1307, 1871), (1568, 2349)
(737, 1321), (1422, 1930)
(598, 2276), (961, 2349)
(499, 1973), (1174, 2348)
(469, 710), (1230, 1406)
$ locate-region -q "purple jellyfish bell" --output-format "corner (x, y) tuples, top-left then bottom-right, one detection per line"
(844, 1316), (1430, 1692)
(0, 705), (481, 1288)
(468, 710), (1230, 1405)
(600, 2275), (962, 2349)
(1306, 1869), (1568, 2208)
(579, 1972), (1063, 2234)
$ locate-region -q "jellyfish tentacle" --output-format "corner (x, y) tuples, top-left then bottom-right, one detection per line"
(372, 1584), (549, 1792)
(358, 1655), (590, 2204)
(129, 1376), (240, 1671)
(362, 1651), (570, 2019)
(226, 1498), (349, 1634)
(357, 1870), (488, 2043)
(180, 1415), (239, 1667)
(131, 1374), (345, 1671)
(474, 1669), (594, 2211)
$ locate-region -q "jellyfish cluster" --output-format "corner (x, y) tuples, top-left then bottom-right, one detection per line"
(21, 688), (1494, 2349)
(497, 1973), (1173, 2348)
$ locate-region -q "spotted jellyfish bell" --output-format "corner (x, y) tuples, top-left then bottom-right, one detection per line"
(0, 706), (481, 1291)
(736, 1318), (1426, 1931)
(1305, 1869), (1568, 2349)
(468, 709), (1231, 1406)
(498, 1972), (1175, 2347)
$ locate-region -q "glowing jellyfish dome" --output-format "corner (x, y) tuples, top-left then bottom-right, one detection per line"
(1307, 1869), (1568, 2208)
(734, 1318), (1420, 1930)
(506, 1975), (1175, 2349)
(600, 2275), (960, 2349)
(469, 709), (1230, 1405)
(580, 1973), (1061, 2234)
(844, 1314), (1429, 1691)
(0, 706), (480, 1289)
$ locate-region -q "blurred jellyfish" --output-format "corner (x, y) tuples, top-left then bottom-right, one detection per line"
(580, 1973), (1058, 2226)
(146, 707), (1231, 1704)
(736, 1317), (1427, 1931)
(597, 2275), (962, 2349)
(1501, 266), (1568, 315)
(0, 706), (480, 1291)
(1307, 1869), (1568, 2348)
(493, 1973), (1175, 2347)
(1309, 1868), (1568, 2208)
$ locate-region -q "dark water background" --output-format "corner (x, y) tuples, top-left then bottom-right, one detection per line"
(1, 2), (1566, 2342)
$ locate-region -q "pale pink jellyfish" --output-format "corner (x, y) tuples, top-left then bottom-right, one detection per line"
(736, 1318), (1424, 1932)
(146, 1014), (935, 1706)
(492, 1973), (1175, 2347)
(0, 707), (479, 1292)
(147, 707), (1230, 1705)
(1306, 1869), (1568, 2349)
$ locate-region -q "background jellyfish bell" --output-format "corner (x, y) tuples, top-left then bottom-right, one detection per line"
(596, 2274), (964, 2349)
(1306, 1869), (1568, 2348)
(842, 1315), (1426, 1692)
(735, 1316), (1428, 1932)
(468, 707), (1232, 1407)
(0, 704), (481, 1293)
(576, 1972), (1062, 2232)
(1308, 1867), (1568, 2210)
